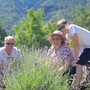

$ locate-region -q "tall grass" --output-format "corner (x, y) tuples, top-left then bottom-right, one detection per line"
(3, 47), (72, 90)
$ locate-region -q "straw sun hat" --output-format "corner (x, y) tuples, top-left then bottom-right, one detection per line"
(47, 30), (67, 42)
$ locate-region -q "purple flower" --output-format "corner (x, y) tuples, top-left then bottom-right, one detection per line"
(88, 60), (90, 63)
(35, 62), (37, 67)
(14, 67), (18, 72)
(2, 69), (6, 74)
(55, 63), (58, 68)
(53, 70), (57, 75)
(6, 63), (9, 68)
(0, 78), (3, 82)
(88, 67), (90, 71)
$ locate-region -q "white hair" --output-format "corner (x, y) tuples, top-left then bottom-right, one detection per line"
(4, 36), (15, 42)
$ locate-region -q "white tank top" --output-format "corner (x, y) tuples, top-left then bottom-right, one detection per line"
(68, 24), (90, 48)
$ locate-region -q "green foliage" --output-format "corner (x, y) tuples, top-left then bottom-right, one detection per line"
(0, 0), (26, 34)
(13, 8), (56, 48)
(1, 1), (89, 48)
(0, 0), (89, 33)
(13, 4), (90, 48)
(69, 4), (90, 31)
(43, 21), (57, 47)
(69, 40), (74, 48)
(4, 48), (70, 90)
(0, 20), (7, 46)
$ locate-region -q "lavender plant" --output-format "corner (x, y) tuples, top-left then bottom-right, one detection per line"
(2, 47), (72, 90)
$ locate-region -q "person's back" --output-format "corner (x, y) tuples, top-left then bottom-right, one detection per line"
(69, 24), (90, 48)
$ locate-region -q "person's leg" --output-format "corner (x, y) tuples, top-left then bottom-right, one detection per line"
(74, 64), (83, 88)
(85, 64), (90, 82)
(68, 67), (76, 86)
(74, 48), (90, 89)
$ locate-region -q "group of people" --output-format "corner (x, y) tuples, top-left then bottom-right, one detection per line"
(0, 18), (90, 90)
(47, 18), (90, 89)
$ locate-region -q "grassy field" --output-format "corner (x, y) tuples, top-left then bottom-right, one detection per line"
(1, 47), (90, 90)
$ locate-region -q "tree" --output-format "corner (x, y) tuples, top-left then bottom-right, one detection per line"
(13, 8), (57, 48)
(0, 20), (7, 46)
(13, 8), (54, 48)
(69, 5), (90, 31)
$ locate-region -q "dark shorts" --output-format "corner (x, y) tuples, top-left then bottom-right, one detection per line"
(62, 66), (76, 76)
(77, 48), (90, 66)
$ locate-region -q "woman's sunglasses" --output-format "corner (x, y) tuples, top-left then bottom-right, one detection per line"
(58, 24), (65, 31)
(6, 42), (14, 45)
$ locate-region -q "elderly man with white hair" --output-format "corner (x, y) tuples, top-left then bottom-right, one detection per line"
(0, 36), (22, 88)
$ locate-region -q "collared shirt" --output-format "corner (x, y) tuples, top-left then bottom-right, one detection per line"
(47, 45), (74, 65)
(0, 47), (21, 64)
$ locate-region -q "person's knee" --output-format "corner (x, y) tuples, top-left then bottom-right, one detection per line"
(76, 64), (82, 69)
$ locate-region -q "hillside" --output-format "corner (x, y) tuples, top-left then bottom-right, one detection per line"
(0, 0), (89, 33)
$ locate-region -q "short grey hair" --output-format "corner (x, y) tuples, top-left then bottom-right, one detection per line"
(4, 36), (15, 42)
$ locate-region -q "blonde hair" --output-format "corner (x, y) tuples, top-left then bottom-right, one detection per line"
(52, 35), (65, 46)
(59, 36), (65, 46)
(4, 36), (15, 42)
(57, 18), (67, 28)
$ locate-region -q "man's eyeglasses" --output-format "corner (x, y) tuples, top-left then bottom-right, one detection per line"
(58, 24), (65, 31)
(6, 42), (14, 45)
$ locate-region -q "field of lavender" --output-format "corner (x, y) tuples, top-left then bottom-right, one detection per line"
(2, 47), (90, 90)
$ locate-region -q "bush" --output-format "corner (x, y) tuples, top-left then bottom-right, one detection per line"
(3, 47), (70, 90)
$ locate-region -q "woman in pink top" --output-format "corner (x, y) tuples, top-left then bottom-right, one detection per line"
(47, 30), (75, 72)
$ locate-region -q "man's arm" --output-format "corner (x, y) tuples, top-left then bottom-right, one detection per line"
(72, 33), (80, 65)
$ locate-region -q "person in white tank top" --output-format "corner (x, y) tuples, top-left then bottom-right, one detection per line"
(57, 18), (90, 89)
